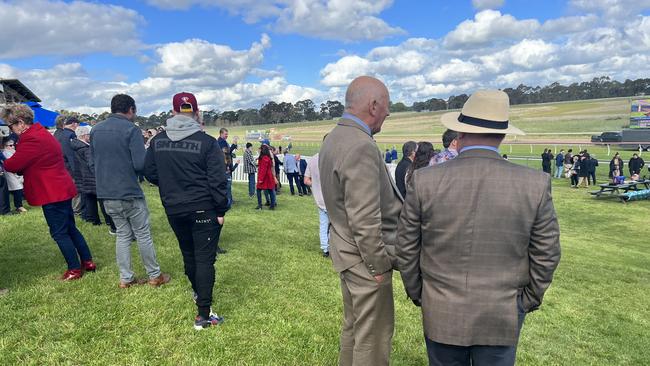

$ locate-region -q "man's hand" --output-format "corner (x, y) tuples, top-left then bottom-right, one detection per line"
(373, 274), (385, 283)
(217, 216), (224, 225)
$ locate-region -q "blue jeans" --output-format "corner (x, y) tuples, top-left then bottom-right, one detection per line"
(226, 173), (233, 207)
(248, 173), (256, 197)
(42, 199), (92, 270)
(257, 189), (276, 207)
(425, 297), (526, 366)
(555, 165), (564, 178)
(318, 207), (330, 253)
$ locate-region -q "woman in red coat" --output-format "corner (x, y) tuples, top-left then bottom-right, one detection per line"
(256, 144), (276, 210)
(2, 104), (95, 281)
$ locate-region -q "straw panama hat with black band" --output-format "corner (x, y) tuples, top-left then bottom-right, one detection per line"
(440, 89), (525, 135)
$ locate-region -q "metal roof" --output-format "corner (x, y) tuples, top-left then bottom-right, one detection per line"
(0, 78), (41, 102)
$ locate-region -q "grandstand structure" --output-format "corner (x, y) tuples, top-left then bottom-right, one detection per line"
(0, 78), (40, 106)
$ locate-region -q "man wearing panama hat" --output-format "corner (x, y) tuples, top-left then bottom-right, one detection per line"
(397, 90), (561, 365)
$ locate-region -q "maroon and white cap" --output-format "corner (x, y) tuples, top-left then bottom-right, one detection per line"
(172, 92), (199, 113)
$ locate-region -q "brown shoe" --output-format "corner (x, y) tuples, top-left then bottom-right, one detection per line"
(118, 278), (147, 289)
(148, 273), (171, 287)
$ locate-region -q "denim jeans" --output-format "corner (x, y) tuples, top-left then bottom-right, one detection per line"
(257, 189), (276, 207)
(103, 198), (161, 282)
(42, 199), (92, 270)
(554, 165), (564, 178)
(167, 210), (223, 319)
(247, 173), (256, 197)
(226, 173), (233, 207)
(318, 207), (330, 253)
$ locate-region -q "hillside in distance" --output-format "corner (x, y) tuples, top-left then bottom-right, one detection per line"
(208, 96), (641, 144)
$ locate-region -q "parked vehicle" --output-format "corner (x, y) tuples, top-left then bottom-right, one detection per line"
(591, 131), (622, 143)
(620, 128), (650, 151)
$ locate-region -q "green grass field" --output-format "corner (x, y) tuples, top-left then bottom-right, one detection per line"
(1, 180), (649, 365)
(1, 96), (649, 364)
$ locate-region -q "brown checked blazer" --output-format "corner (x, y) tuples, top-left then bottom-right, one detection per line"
(397, 148), (561, 346)
(319, 118), (403, 275)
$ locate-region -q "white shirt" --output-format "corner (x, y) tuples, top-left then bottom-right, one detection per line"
(304, 154), (325, 210)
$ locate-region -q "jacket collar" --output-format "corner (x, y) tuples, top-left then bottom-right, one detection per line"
(456, 147), (502, 160)
(338, 118), (373, 138)
(108, 113), (132, 122)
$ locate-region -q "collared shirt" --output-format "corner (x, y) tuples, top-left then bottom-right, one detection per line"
(459, 145), (500, 153)
(429, 148), (459, 166)
(342, 112), (371, 136)
(243, 148), (257, 174)
(283, 153), (298, 173)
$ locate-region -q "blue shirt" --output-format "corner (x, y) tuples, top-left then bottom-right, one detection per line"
(342, 112), (371, 136)
(459, 145), (500, 154)
(283, 153), (298, 173)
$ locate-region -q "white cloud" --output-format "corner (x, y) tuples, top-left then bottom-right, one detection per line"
(151, 34), (271, 87)
(540, 15), (599, 35)
(0, 0), (143, 59)
(481, 39), (559, 72)
(472, 0), (505, 10)
(0, 61), (323, 115)
(319, 9), (650, 105)
(427, 59), (482, 82)
(272, 0), (405, 41)
(145, 0), (404, 41)
(443, 10), (540, 49)
(320, 56), (372, 87)
(569, 0), (650, 21)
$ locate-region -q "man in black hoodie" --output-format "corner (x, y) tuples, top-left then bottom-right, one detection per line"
(628, 153), (645, 177)
(144, 92), (229, 330)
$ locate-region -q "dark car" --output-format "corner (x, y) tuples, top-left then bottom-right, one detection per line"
(591, 131), (622, 143)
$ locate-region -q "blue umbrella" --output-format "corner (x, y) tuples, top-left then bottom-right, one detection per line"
(23, 101), (59, 128)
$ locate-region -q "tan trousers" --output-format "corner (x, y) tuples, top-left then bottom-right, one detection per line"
(578, 176), (589, 188)
(339, 262), (394, 366)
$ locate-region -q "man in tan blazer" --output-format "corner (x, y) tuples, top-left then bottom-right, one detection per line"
(397, 90), (561, 366)
(319, 76), (403, 366)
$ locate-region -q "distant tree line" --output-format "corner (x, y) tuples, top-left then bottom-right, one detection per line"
(408, 76), (650, 113)
(59, 76), (650, 129)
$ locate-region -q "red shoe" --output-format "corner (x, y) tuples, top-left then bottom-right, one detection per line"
(62, 269), (83, 281)
(82, 260), (97, 272)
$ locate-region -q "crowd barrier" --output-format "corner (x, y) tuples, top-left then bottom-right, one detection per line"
(231, 155), (616, 183)
(231, 155), (398, 183)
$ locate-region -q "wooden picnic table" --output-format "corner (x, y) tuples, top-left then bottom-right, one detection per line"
(590, 180), (650, 197)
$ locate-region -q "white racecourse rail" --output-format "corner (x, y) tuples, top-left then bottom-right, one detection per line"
(231, 156), (399, 184)
(230, 155), (614, 184)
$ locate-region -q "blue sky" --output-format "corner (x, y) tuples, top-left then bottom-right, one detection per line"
(1, 0), (649, 114)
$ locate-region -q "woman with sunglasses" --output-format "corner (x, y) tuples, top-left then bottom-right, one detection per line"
(2, 104), (95, 281)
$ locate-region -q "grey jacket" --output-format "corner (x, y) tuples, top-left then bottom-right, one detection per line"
(90, 114), (146, 200)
